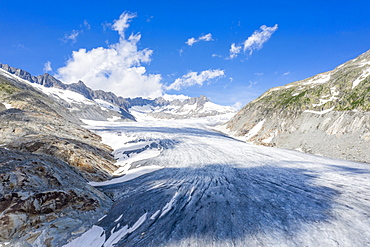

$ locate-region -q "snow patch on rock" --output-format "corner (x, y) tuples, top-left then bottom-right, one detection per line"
(352, 66), (370, 89)
(94, 99), (121, 112)
(3, 103), (13, 109)
(304, 107), (335, 115)
(245, 120), (266, 140)
(302, 73), (331, 85)
(312, 87), (339, 107)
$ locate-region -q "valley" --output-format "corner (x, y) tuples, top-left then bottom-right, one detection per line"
(1, 49), (369, 247)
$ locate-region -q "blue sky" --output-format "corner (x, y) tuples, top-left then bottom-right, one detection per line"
(1, 0), (370, 107)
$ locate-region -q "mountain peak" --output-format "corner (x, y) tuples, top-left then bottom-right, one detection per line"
(75, 80), (87, 86)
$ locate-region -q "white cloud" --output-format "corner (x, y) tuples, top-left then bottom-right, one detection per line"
(186, 33), (213, 46)
(243, 24), (278, 55)
(43, 61), (52, 72)
(199, 33), (213, 41)
(185, 37), (197, 46)
(166, 69), (225, 91)
(162, 94), (190, 101)
(102, 21), (111, 32)
(283, 71), (290, 76)
(247, 80), (257, 88)
(56, 12), (163, 99)
(63, 30), (80, 43)
(83, 20), (91, 30)
(255, 72), (264, 76)
(223, 77), (234, 89)
(112, 11), (137, 37)
(229, 43), (242, 59)
(63, 21), (91, 44)
(229, 24), (278, 58)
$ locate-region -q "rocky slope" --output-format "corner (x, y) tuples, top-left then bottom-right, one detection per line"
(0, 69), (118, 246)
(223, 49), (370, 163)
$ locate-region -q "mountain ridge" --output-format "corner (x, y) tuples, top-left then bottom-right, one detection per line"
(0, 64), (235, 121)
(222, 49), (370, 163)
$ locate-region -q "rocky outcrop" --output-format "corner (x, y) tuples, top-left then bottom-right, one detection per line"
(224, 49), (370, 163)
(0, 148), (112, 246)
(0, 67), (118, 246)
(7, 136), (116, 182)
(0, 73), (117, 181)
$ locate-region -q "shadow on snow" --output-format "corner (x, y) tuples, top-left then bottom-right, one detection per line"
(96, 164), (339, 246)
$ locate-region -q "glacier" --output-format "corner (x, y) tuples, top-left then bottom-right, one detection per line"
(63, 113), (370, 247)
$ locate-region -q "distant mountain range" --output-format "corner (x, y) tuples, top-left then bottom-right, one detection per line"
(0, 64), (235, 122)
(222, 49), (370, 163)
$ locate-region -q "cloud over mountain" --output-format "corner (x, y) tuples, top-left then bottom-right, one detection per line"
(56, 13), (226, 99)
(56, 12), (163, 99)
(166, 69), (225, 91)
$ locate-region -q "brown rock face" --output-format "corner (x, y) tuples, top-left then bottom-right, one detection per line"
(0, 72), (118, 180)
(0, 149), (112, 246)
(0, 66), (117, 245)
(7, 135), (116, 182)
